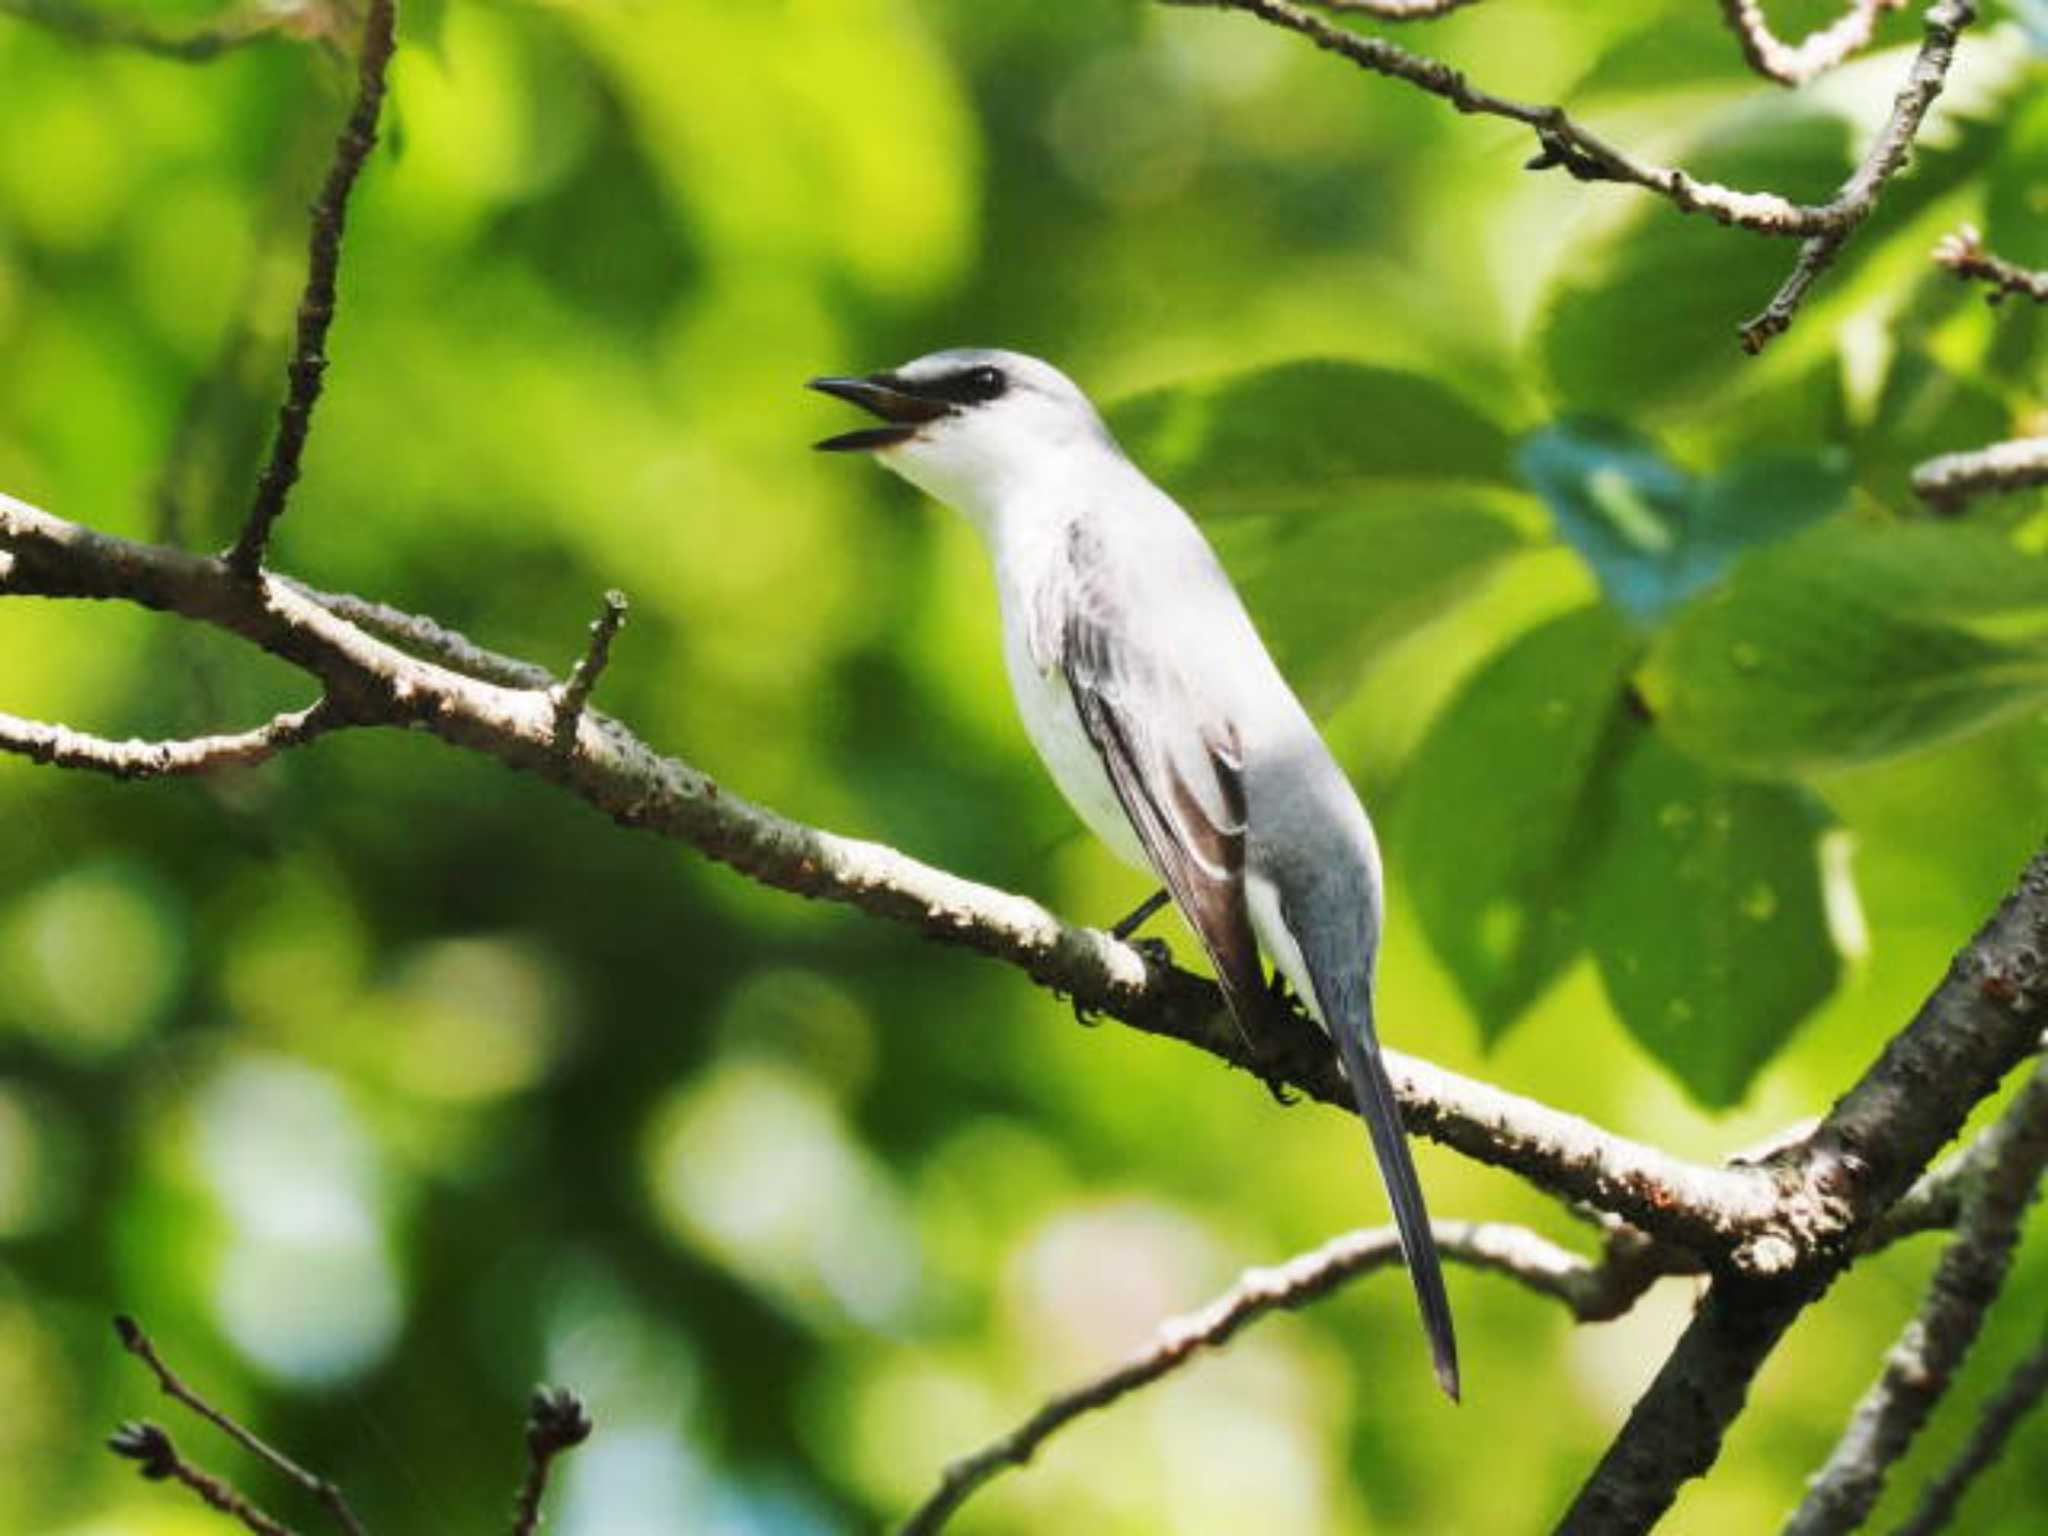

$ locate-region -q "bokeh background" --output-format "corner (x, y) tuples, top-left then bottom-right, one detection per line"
(2, 1), (2044, 1531)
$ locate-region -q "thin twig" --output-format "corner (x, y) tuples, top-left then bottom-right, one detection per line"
(1717, 0), (1908, 86)
(227, 0), (398, 579)
(1738, 0), (1979, 353)
(1933, 224), (2048, 305)
(1911, 436), (2048, 513)
(1865, 1112), (2010, 1250)
(550, 590), (628, 752)
(282, 578), (561, 690)
(509, 1387), (594, 1536)
(0, 0), (289, 60)
(0, 699), (344, 779)
(107, 1421), (298, 1536)
(1167, 0), (1911, 239)
(114, 1316), (368, 1536)
(899, 1220), (1683, 1536)
(1894, 1326), (2048, 1536)
(1308, 0), (1485, 16)
(1783, 1061), (2048, 1536)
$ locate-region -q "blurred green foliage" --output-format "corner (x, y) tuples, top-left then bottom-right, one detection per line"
(1, 2), (2045, 1532)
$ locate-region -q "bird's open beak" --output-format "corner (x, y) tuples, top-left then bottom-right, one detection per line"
(807, 374), (954, 452)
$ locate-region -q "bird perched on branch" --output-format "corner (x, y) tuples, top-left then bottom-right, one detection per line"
(809, 348), (1459, 1400)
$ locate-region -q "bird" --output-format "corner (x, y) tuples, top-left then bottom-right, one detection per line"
(809, 347), (1459, 1401)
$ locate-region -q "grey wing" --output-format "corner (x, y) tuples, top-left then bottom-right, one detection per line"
(1044, 543), (1273, 1042)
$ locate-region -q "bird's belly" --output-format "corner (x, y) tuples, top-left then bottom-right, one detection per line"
(1007, 651), (1151, 873)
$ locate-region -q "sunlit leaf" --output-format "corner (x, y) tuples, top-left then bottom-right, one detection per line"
(1585, 733), (1841, 1108)
(1986, 87), (2048, 269)
(1109, 360), (1525, 712)
(1219, 490), (1525, 715)
(1653, 522), (2048, 773)
(1396, 606), (1639, 1044)
(1109, 358), (1518, 512)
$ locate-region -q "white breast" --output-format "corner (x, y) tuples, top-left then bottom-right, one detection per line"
(1000, 614), (1150, 872)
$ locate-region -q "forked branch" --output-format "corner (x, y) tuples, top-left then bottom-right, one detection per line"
(227, 0), (398, 578)
(1162, 0), (1980, 353)
(1718, 0), (1908, 86)
(115, 1315), (366, 1536)
(900, 1218), (1689, 1535)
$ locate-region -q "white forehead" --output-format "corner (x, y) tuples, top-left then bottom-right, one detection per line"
(892, 347), (1089, 402)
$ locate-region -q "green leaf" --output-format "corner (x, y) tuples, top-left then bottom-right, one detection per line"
(1654, 522), (2048, 774)
(1518, 421), (1846, 623)
(1585, 734), (1841, 1108)
(1983, 79), (2048, 269)
(1217, 491), (1524, 715)
(1108, 358), (1518, 512)
(1396, 606), (1639, 1043)
(400, 0), (449, 56)
(1109, 360), (1525, 713)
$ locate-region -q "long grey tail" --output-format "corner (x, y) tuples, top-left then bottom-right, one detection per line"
(1330, 999), (1460, 1402)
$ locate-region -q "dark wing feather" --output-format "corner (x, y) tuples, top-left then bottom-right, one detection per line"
(1056, 560), (1271, 1044)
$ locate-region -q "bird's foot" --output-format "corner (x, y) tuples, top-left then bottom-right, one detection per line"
(1257, 1066), (1300, 1107)
(1131, 935), (1173, 969)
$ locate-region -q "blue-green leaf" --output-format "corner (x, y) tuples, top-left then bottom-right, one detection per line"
(1519, 422), (1847, 623)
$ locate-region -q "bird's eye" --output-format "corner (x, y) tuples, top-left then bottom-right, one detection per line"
(964, 365), (1006, 400)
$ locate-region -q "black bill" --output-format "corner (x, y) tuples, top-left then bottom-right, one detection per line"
(807, 374), (954, 452)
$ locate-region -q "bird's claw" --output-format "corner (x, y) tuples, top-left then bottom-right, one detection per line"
(1132, 936), (1173, 969)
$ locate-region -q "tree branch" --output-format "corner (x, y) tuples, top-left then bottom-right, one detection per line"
(281, 577), (560, 689)
(11, 492), (2047, 1536)
(1783, 1061), (2048, 1536)
(1736, 0), (1979, 353)
(0, 488), (1796, 1257)
(1163, 0), (1837, 235)
(1911, 437), (2048, 513)
(550, 589), (628, 752)
(1895, 1325), (2048, 1536)
(0, 699), (344, 779)
(1164, 0), (1978, 354)
(1864, 1107), (2013, 1250)
(227, 0), (397, 579)
(1555, 844), (2048, 1534)
(1934, 224), (2048, 305)
(509, 1387), (593, 1536)
(1307, 0), (1485, 16)
(0, 0), (292, 60)
(1717, 0), (1908, 86)
(114, 1315), (367, 1536)
(107, 1420), (297, 1536)
(900, 1218), (1687, 1536)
